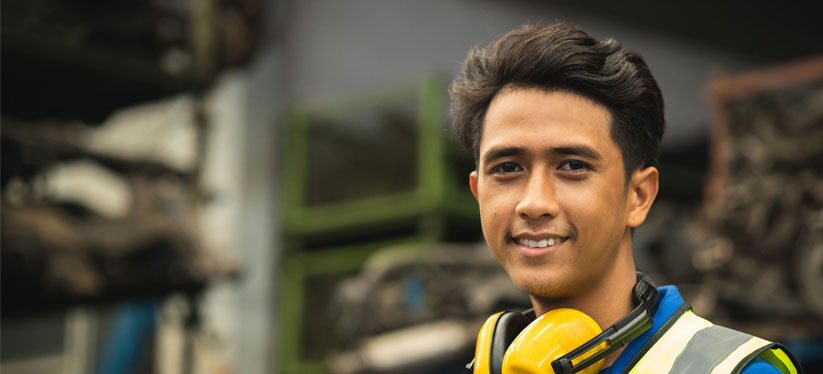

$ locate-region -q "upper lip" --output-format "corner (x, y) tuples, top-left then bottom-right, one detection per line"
(511, 232), (569, 241)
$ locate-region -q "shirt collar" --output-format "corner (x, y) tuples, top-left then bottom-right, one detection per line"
(601, 285), (686, 374)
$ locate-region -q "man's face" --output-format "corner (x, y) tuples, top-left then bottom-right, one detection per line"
(469, 88), (637, 298)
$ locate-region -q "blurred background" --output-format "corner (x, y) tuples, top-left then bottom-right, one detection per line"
(1, 0), (821, 373)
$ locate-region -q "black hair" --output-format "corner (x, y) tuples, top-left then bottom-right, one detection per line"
(449, 23), (665, 178)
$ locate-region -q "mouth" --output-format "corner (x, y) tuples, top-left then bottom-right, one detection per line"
(510, 235), (570, 257)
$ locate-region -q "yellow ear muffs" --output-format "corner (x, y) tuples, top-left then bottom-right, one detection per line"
(502, 308), (606, 374)
(471, 273), (659, 374)
(472, 308), (605, 374)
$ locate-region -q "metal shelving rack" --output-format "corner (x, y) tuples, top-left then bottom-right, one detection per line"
(277, 76), (480, 374)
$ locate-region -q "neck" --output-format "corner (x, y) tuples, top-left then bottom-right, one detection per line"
(529, 236), (637, 368)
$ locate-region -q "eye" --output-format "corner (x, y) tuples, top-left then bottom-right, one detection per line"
(558, 160), (592, 172)
(491, 161), (522, 174)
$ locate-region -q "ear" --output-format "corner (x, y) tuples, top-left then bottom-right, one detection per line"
(627, 166), (659, 228)
(469, 170), (479, 201)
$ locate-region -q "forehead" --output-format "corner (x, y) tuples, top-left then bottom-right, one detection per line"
(479, 88), (618, 159)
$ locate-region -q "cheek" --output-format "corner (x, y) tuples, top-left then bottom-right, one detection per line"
(557, 187), (593, 219)
(480, 188), (508, 216)
(480, 206), (504, 233)
(479, 191), (512, 237)
(558, 184), (624, 238)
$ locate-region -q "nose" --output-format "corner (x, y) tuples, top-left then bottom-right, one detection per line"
(515, 169), (559, 220)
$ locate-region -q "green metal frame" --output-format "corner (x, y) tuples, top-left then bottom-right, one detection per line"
(281, 76), (477, 238)
(277, 236), (422, 374)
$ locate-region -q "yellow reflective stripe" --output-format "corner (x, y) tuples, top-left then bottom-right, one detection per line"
(760, 348), (799, 374)
(474, 312), (503, 374)
(710, 336), (771, 374)
(628, 311), (713, 374)
(759, 350), (788, 374)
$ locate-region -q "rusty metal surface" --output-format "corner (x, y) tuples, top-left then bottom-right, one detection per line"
(695, 57), (823, 332)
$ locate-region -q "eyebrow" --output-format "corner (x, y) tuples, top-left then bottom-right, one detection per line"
(547, 145), (602, 161)
(481, 144), (602, 165)
(481, 146), (527, 165)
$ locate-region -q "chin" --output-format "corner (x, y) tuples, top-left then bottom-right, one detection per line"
(518, 282), (571, 299)
(508, 268), (574, 299)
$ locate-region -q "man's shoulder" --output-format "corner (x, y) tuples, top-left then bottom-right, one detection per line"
(648, 286), (797, 374)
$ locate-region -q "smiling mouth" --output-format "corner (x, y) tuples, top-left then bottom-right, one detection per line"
(513, 236), (569, 248)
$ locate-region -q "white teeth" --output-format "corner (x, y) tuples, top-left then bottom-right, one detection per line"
(519, 238), (563, 248)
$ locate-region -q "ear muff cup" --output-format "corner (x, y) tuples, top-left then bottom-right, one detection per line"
(489, 312), (532, 374)
(473, 309), (606, 374)
(502, 308), (605, 374)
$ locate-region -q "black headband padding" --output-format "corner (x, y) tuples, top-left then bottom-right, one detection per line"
(490, 311), (532, 374)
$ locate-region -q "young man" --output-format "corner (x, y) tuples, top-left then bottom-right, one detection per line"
(449, 23), (800, 374)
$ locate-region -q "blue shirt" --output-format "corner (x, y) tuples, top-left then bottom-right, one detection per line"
(599, 285), (782, 374)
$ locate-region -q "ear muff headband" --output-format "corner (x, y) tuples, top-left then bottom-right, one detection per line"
(550, 272), (659, 374)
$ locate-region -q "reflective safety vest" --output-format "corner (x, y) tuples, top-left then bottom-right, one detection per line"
(627, 308), (801, 374)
